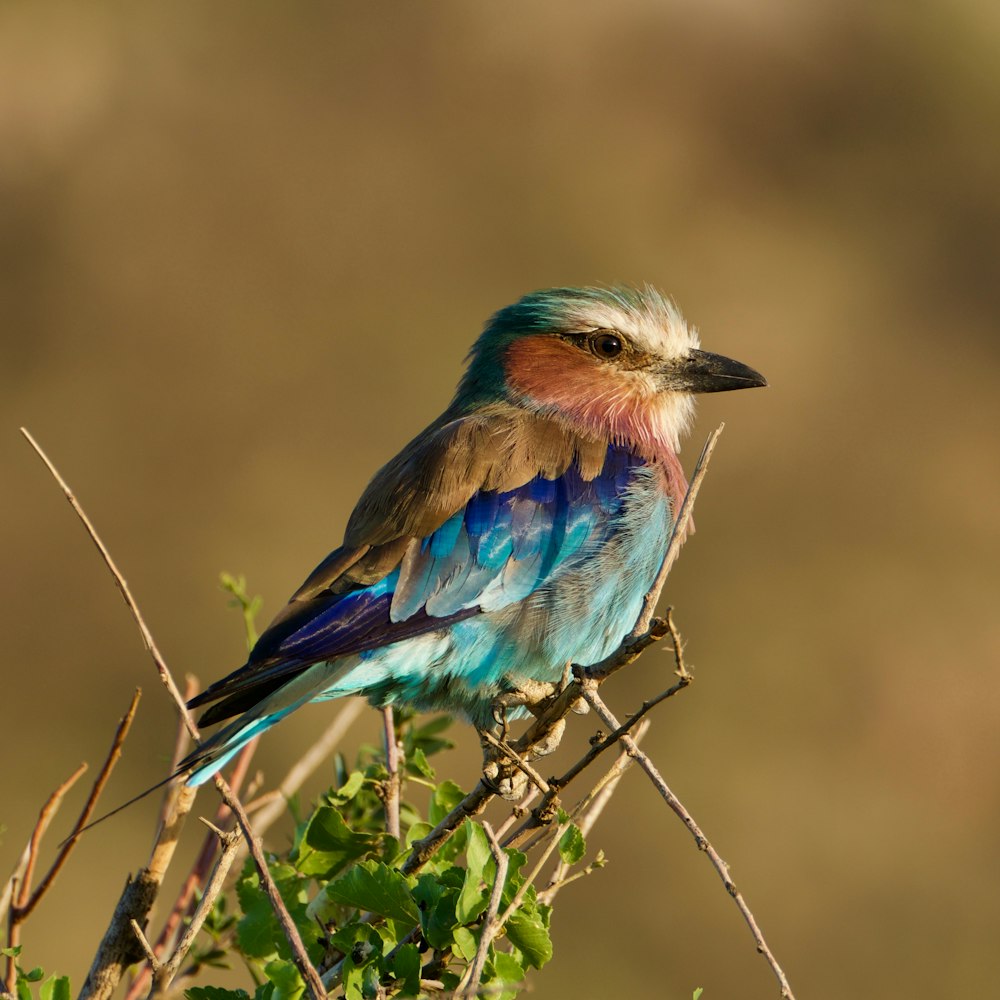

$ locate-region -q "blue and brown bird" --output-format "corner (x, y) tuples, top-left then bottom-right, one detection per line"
(181, 286), (765, 787)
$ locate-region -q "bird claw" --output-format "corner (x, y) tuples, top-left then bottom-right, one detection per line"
(481, 759), (530, 801)
(478, 711), (568, 801)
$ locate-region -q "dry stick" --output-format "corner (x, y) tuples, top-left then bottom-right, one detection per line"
(18, 430), (203, 1000)
(457, 823), (508, 999)
(20, 428), (198, 742)
(491, 788), (539, 842)
(214, 777), (326, 1000)
(381, 706), (401, 841)
(4, 688), (143, 995)
(505, 719), (649, 855)
(629, 423), (724, 640)
(4, 763), (87, 992)
(146, 821), (244, 996)
(32, 690), (143, 909)
(581, 684), (796, 1000)
(125, 740), (258, 1000)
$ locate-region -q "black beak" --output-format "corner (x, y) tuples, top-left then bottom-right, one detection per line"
(669, 349), (768, 394)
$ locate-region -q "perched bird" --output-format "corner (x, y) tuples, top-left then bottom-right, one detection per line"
(182, 286), (765, 787)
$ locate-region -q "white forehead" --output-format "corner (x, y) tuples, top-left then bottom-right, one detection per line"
(560, 287), (700, 359)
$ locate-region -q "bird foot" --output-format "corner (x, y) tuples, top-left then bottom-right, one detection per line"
(479, 709), (567, 801)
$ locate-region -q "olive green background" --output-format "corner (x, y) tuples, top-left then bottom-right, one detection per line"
(3, 3), (998, 997)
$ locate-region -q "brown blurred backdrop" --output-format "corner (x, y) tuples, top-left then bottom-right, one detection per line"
(3, 2), (999, 997)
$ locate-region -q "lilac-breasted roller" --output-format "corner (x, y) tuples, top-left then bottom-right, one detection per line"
(181, 286), (765, 786)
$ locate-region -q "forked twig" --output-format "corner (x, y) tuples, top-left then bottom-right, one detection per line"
(132, 820), (243, 996)
(537, 721), (650, 903)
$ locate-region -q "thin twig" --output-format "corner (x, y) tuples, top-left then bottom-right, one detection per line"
(581, 684), (796, 1000)
(25, 689), (142, 916)
(214, 776), (326, 1000)
(491, 789), (539, 842)
(480, 732), (551, 795)
(381, 706), (401, 841)
(5, 763), (87, 992)
(125, 738), (257, 1000)
(631, 423), (724, 637)
(149, 823), (244, 995)
(457, 823), (508, 998)
(20, 427), (199, 741)
(537, 721), (650, 903)
(18, 433), (200, 1000)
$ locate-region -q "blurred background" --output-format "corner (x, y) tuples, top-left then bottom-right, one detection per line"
(3, 1), (999, 997)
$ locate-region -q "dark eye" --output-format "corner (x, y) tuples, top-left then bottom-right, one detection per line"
(590, 332), (623, 359)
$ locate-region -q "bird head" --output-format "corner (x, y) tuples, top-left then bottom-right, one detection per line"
(455, 285), (766, 458)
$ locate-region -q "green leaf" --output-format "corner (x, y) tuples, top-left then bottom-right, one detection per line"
(236, 865), (317, 961)
(328, 770), (366, 806)
(429, 780), (466, 824)
(405, 821), (432, 848)
(322, 860), (419, 924)
(39, 978), (72, 1000)
(465, 820), (492, 881)
(413, 873), (458, 950)
(452, 925), (478, 961)
(693, 990), (704, 1000)
(557, 823), (586, 865)
(406, 746), (435, 779)
(455, 820), (492, 924)
(504, 909), (553, 969)
(490, 951), (526, 1000)
(295, 806), (375, 878)
(0, 947), (21, 959)
(186, 989), (251, 1000)
(23, 968), (44, 983)
(492, 950), (524, 982)
(388, 942), (421, 995)
(263, 960), (305, 1000)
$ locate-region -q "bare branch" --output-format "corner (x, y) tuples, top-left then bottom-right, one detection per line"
(631, 423), (724, 637)
(17, 428), (208, 1000)
(151, 825), (244, 995)
(581, 683), (797, 1000)
(213, 776), (326, 1000)
(25, 690), (142, 920)
(125, 739), (257, 1000)
(20, 427), (199, 741)
(381, 707), (401, 841)
(537, 721), (650, 904)
(5, 762), (87, 992)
